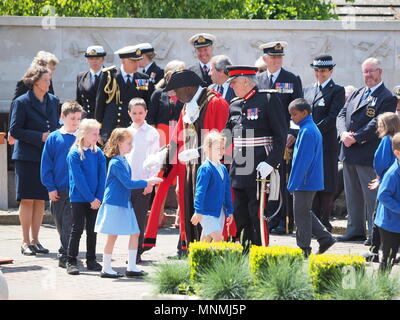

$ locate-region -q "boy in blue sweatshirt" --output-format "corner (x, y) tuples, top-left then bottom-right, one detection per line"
(374, 132), (400, 271)
(287, 98), (335, 257)
(41, 101), (83, 268)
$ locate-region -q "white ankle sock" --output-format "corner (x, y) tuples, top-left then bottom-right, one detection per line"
(127, 250), (140, 272)
(102, 253), (117, 275)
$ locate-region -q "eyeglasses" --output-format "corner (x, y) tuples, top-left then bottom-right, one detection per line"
(362, 69), (380, 75)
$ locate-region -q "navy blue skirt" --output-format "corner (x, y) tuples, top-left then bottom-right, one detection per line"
(15, 160), (49, 201)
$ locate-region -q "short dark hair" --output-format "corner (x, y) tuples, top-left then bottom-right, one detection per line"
(392, 132), (400, 152)
(61, 100), (84, 117)
(288, 98), (312, 114)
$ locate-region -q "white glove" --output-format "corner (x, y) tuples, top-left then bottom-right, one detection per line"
(178, 148), (200, 163)
(146, 177), (163, 186)
(143, 148), (168, 171)
(256, 161), (273, 179)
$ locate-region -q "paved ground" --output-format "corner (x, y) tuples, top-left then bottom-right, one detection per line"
(0, 215), (384, 300)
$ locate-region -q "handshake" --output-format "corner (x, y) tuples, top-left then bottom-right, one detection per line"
(143, 147), (201, 171)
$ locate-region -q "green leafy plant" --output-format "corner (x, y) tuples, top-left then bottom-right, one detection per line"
(196, 254), (252, 300)
(148, 260), (191, 295)
(250, 256), (315, 300)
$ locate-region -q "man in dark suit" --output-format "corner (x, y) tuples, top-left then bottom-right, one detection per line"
(208, 55), (236, 104)
(303, 54), (345, 232)
(336, 57), (397, 244)
(256, 41), (303, 234)
(137, 43), (164, 85)
(95, 45), (154, 144)
(188, 33), (216, 87)
(76, 46), (106, 119)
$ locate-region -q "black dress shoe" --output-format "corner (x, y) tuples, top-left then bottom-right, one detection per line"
(364, 238), (372, 246)
(126, 270), (147, 278)
(316, 238), (336, 254)
(101, 271), (124, 278)
(32, 243), (49, 254)
(336, 234), (366, 242)
(86, 260), (102, 271)
(270, 226), (286, 235)
(21, 245), (36, 256)
(66, 262), (80, 275)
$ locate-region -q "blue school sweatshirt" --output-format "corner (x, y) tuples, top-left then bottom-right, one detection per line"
(287, 115), (324, 192)
(67, 145), (106, 203)
(375, 160), (400, 233)
(373, 135), (396, 180)
(41, 129), (76, 192)
(102, 156), (148, 208)
(194, 159), (234, 217)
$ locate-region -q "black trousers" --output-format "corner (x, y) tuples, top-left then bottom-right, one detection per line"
(233, 187), (262, 252)
(67, 202), (98, 264)
(312, 191), (335, 225)
(378, 227), (400, 270)
(131, 189), (151, 255)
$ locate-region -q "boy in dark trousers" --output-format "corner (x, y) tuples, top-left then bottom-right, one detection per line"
(287, 98), (336, 257)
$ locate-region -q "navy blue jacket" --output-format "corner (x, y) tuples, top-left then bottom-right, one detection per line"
(10, 90), (59, 162)
(337, 83), (397, 167)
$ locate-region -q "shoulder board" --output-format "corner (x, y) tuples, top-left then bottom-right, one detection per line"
(259, 89), (278, 94)
(230, 97), (241, 103)
(102, 65), (117, 73)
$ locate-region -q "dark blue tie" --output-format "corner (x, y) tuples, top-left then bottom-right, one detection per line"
(362, 88), (371, 102)
(126, 74), (132, 87)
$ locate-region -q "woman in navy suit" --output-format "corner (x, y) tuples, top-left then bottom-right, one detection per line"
(9, 65), (60, 256)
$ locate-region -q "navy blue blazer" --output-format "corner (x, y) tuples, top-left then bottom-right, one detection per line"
(209, 83), (236, 104)
(336, 83), (397, 167)
(10, 90), (60, 162)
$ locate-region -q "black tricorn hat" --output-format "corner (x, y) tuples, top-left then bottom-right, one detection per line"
(311, 54), (336, 68)
(164, 70), (206, 91)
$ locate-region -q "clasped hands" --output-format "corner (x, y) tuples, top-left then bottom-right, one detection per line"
(341, 131), (357, 148)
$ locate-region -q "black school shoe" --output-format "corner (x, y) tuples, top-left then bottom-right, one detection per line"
(66, 262), (80, 275)
(316, 237), (336, 254)
(32, 243), (49, 254)
(125, 270), (147, 278)
(86, 260), (102, 271)
(100, 271), (124, 279)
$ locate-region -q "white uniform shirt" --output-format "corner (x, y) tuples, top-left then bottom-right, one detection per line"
(125, 121), (160, 180)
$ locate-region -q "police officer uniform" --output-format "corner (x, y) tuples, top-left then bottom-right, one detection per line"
(137, 43), (164, 85)
(95, 45), (154, 143)
(188, 33), (216, 87)
(226, 66), (287, 251)
(256, 41), (303, 233)
(76, 46), (106, 119)
(303, 55), (345, 231)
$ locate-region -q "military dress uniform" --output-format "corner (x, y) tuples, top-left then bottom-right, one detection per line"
(188, 33), (216, 87)
(137, 43), (164, 85)
(226, 66), (287, 251)
(95, 45), (154, 143)
(76, 46), (106, 119)
(256, 41), (303, 233)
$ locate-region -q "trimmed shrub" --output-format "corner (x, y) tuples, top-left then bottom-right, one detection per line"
(188, 241), (243, 282)
(196, 254), (251, 300)
(249, 245), (304, 277)
(308, 253), (366, 294)
(250, 256), (315, 300)
(148, 260), (191, 295)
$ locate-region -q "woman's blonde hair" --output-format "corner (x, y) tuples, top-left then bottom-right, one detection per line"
(202, 130), (226, 158)
(103, 128), (133, 158)
(156, 60), (186, 89)
(377, 112), (400, 138)
(22, 65), (51, 89)
(74, 119), (101, 160)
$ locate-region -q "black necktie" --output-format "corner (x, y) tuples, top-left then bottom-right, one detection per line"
(126, 74), (132, 87)
(217, 85), (224, 95)
(362, 88), (371, 102)
(93, 74), (99, 90)
(269, 74), (274, 89)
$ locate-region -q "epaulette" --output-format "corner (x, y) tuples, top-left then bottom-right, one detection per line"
(259, 89), (279, 94)
(230, 97), (241, 103)
(102, 65), (117, 72)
